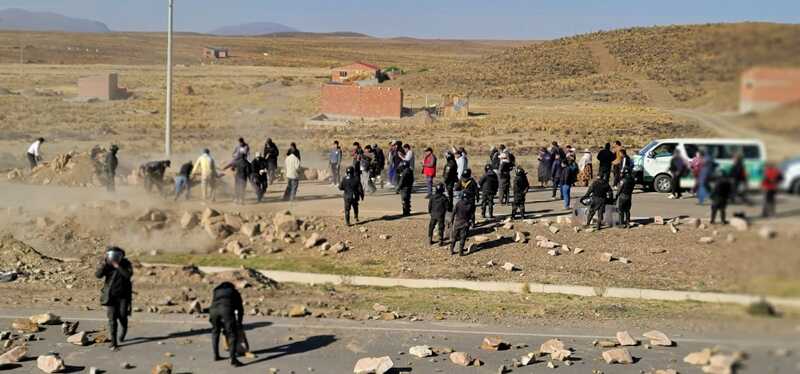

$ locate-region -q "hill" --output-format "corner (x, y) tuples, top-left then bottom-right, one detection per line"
(0, 8), (110, 33)
(395, 23), (800, 107)
(209, 21), (298, 36)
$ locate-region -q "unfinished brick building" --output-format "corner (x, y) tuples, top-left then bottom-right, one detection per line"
(330, 62), (380, 84)
(77, 73), (128, 100)
(740, 67), (800, 113)
(321, 84), (403, 119)
(203, 47), (229, 59)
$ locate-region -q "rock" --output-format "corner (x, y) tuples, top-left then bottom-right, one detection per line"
(180, 212), (199, 229)
(449, 352), (473, 366)
(573, 247), (584, 254)
(502, 222), (514, 230)
(501, 262), (519, 272)
(729, 217), (749, 231)
(372, 303), (388, 313)
(149, 210), (168, 222)
(0, 331), (9, 340)
(699, 237), (715, 244)
(726, 233), (736, 243)
(30, 313), (61, 325)
(473, 235), (491, 244)
(669, 223), (678, 234)
(600, 252), (614, 262)
(224, 214), (244, 230)
(89, 367), (99, 374)
(616, 331), (638, 346)
(353, 356), (393, 374)
(595, 340), (618, 348)
(618, 257), (631, 264)
(240, 223), (260, 238)
(37, 353), (65, 373)
(653, 216), (665, 225)
(12, 319), (39, 333)
(188, 300), (203, 314)
(304, 233), (323, 249)
(201, 207), (220, 223)
(288, 305), (309, 317)
(548, 226), (560, 234)
(702, 354), (737, 374)
(205, 222), (232, 240)
(151, 362), (173, 374)
(120, 362), (134, 369)
(547, 249), (559, 256)
(643, 330), (673, 346)
(514, 231), (527, 243)
(539, 338), (566, 354)
(0, 345), (27, 365)
(520, 354), (535, 366)
(480, 336), (509, 351)
(226, 240), (246, 255)
(378, 234), (391, 240)
(332, 242), (348, 253)
(36, 217), (53, 229)
(551, 349), (572, 361)
(273, 211), (299, 234)
(547, 361), (556, 368)
(409, 345), (433, 358)
(655, 370), (678, 374)
(602, 348), (634, 364)
(759, 226), (777, 239)
(556, 215), (573, 225)
(67, 331), (89, 346)
(684, 217), (701, 228)
(684, 348), (713, 365)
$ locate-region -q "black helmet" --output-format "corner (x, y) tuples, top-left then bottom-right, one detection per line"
(462, 168), (472, 179)
(105, 246), (124, 263)
(435, 183), (446, 195)
(516, 167), (525, 176)
(399, 161), (409, 170)
(345, 166), (355, 176)
(484, 164), (492, 172)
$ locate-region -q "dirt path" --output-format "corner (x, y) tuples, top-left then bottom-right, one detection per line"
(586, 41), (678, 108)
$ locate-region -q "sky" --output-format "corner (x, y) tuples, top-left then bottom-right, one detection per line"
(3, 0), (800, 39)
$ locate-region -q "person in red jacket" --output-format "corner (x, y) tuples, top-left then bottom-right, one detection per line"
(422, 147), (437, 198)
(761, 163), (783, 218)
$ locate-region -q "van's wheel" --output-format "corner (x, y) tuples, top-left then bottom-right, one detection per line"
(653, 174), (673, 193)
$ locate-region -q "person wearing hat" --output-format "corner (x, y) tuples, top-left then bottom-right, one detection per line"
(192, 149), (218, 201)
(104, 144), (119, 192)
(422, 147), (437, 198)
(396, 160), (414, 216)
(209, 282), (245, 367)
(26, 137), (45, 170)
(95, 246), (133, 351)
(454, 168), (478, 225)
(478, 164), (499, 219)
(339, 166), (364, 226)
(511, 167), (530, 219)
(616, 168), (636, 228)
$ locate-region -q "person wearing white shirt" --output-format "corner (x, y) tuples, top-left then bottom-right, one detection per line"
(26, 137), (45, 170)
(455, 147), (469, 179)
(402, 144), (414, 172)
(283, 151), (301, 201)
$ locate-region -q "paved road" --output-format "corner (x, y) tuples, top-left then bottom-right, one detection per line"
(0, 308), (798, 374)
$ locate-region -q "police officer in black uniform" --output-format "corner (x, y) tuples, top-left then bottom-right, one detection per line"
(396, 161), (414, 216)
(616, 169), (636, 228)
(443, 151), (459, 206)
(450, 197), (473, 256)
(104, 145), (119, 192)
(250, 153), (269, 203)
(428, 183), (451, 246)
(95, 246), (133, 351)
(478, 164), (499, 219)
(339, 166), (365, 226)
(582, 177), (614, 230)
(511, 167), (530, 219)
(209, 282), (245, 367)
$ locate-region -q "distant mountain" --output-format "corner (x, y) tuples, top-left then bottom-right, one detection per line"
(210, 22), (299, 36)
(0, 8), (110, 33)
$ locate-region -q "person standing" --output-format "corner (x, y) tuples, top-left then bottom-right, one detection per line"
(360, 146), (374, 194)
(288, 142), (301, 161)
(730, 154), (750, 204)
(192, 149), (218, 202)
(668, 150), (687, 199)
(386, 141), (398, 188)
(710, 171), (732, 224)
(250, 153), (269, 203)
(478, 164), (499, 219)
(582, 177), (613, 230)
(611, 140), (624, 188)
(577, 149), (593, 187)
(761, 163), (783, 218)
(104, 145), (119, 192)
(209, 282), (245, 367)
(443, 151), (459, 206)
(428, 183), (450, 246)
(535, 147), (551, 188)
(616, 170), (636, 228)
(232, 137), (250, 161)
(696, 152), (716, 205)
(174, 161), (194, 201)
(690, 150), (706, 196)
(329, 141), (342, 186)
(558, 159), (577, 210)
(372, 144), (386, 188)
(396, 161), (414, 216)
(550, 153), (564, 200)
(95, 246), (133, 351)
(26, 137), (45, 170)
(402, 144), (415, 173)
(422, 147), (437, 198)
(351, 142), (364, 170)
(455, 148), (469, 179)
(596, 143), (614, 183)
(224, 154), (252, 205)
(511, 167), (530, 219)
(339, 166), (364, 226)
(455, 168), (479, 224)
(450, 197), (473, 256)
(262, 138), (279, 185)
(497, 149), (512, 204)
(283, 150), (301, 201)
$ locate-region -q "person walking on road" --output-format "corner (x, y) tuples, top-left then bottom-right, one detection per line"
(26, 137), (45, 170)
(224, 154), (252, 205)
(209, 282), (245, 367)
(192, 149), (218, 202)
(668, 150), (688, 199)
(104, 144), (119, 192)
(428, 183), (451, 246)
(511, 167), (530, 220)
(283, 150), (301, 201)
(710, 171), (732, 225)
(450, 197), (473, 256)
(558, 158), (577, 210)
(730, 153), (751, 205)
(550, 153), (564, 200)
(339, 166), (364, 226)
(422, 147), (437, 198)
(262, 138), (280, 185)
(537, 147), (552, 188)
(497, 147), (513, 205)
(761, 163), (783, 218)
(329, 140), (342, 186)
(95, 246), (133, 352)
(250, 153), (269, 203)
(396, 161), (414, 216)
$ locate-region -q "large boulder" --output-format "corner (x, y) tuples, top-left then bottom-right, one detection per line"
(616, 331), (638, 346)
(201, 208), (220, 224)
(205, 223), (233, 240)
(37, 353), (65, 373)
(0, 345), (27, 365)
(602, 348), (633, 364)
(449, 352), (473, 366)
(540, 338), (566, 354)
(223, 214), (244, 230)
(643, 330), (673, 346)
(273, 211), (299, 234)
(180, 212), (199, 230)
(12, 319), (39, 333)
(353, 356), (393, 374)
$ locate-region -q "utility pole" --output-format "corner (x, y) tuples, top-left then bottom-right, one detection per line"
(165, 0), (174, 158)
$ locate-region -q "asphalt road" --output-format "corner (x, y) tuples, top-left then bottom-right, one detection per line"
(0, 308), (798, 374)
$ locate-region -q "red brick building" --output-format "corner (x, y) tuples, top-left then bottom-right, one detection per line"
(77, 73), (128, 100)
(321, 84), (402, 119)
(740, 67), (800, 113)
(330, 62), (380, 84)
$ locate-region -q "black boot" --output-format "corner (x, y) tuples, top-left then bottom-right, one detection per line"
(212, 331), (222, 361)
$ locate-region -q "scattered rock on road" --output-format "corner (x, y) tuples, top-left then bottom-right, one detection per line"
(67, 331), (89, 346)
(37, 353), (65, 373)
(602, 348), (634, 364)
(616, 331), (638, 346)
(684, 348), (713, 365)
(409, 345), (433, 358)
(702, 354), (738, 374)
(643, 330), (673, 346)
(759, 226), (777, 239)
(480, 336), (509, 351)
(539, 338), (566, 354)
(12, 319), (39, 333)
(288, 305), (309, 317)
(0, 345), (27, 365)
(729, 217), (749, 231)
(501, 262), (519, 272)
(151, 362), (173, 374)
(30, 313), (61, 325)
(449, 352), (473, 366)
(353, 356), (393, 374)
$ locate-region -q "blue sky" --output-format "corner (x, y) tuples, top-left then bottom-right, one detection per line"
(4, 0), (800, 39)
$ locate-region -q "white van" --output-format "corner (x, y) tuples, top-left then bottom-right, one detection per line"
(632, 138), (767, 193)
